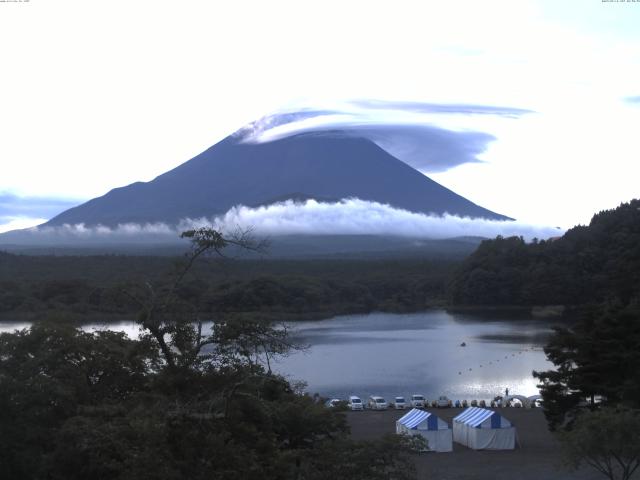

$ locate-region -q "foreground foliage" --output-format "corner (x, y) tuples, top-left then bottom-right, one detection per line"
(0, 229), (420, 479)
(0, 322), (421, 479)
(560, 408), (640, 480)
(534, 306), (640, 478)
(534, 306), (640, 430)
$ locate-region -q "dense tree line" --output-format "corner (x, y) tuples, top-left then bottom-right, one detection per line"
(0, 254), (455, 320)
(449, 199), (640, 306)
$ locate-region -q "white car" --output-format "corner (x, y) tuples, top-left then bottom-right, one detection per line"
(368, 396), (388, 410)
(410, 394), (426, 408)
(324, 398), (341, 408)
(347, 396), (364, 411)
(394, 396), (407, 409)
(437, 395), (451, 408)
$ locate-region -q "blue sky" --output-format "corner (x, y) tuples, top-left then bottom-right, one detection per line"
(0, 0), (639, 233)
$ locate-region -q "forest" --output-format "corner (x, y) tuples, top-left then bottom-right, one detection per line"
(0, 254), (456, 321)
(449, 199), (640, 307)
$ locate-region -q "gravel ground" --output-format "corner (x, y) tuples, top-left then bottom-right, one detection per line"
(346, 408), (606, 480)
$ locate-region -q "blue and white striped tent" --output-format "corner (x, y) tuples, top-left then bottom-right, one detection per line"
(396, 409), (452, 452)
(453, 407), (516, 450)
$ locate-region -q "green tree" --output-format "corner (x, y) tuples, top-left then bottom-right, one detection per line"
(0, 321), (155, 479)
(534, 306), (640, 430)
(560, 408), (640, 480)
(298, 434), (425, 480)
(121, 227), (268, 371)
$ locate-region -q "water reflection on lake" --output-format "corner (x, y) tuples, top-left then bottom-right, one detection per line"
(0, 310), (556, 403)
(275, 310), (556, 402)
(0, 320), (141, 339)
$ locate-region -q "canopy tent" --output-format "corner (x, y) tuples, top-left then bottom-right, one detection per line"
(453, 407), (516, 450)
(396, 408), (453, 452)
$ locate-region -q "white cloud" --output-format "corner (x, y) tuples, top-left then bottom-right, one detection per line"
(8, 199), (561, 242)
(208, 199), (561, 241)
(34, 222), (176, 238)
(0, 216), (47, 234)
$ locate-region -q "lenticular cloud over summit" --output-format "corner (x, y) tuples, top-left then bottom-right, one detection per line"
(235, 100), (533, 173)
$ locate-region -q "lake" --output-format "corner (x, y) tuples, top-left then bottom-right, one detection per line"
(0, 310), (556, 403)
(275, 310), (556, 403)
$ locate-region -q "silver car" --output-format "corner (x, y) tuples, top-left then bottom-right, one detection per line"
(394, 396), (407, 409)
(324, 398), (341, 408)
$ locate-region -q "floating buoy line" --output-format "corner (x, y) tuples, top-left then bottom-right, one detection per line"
(453, 344), (540, 379)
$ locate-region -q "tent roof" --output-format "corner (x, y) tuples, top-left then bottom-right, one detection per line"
(454, 407), (499, 427)
(397, 409), (431, 429)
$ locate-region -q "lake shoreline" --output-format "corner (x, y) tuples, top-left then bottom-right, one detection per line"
(0, 304), (574, 324)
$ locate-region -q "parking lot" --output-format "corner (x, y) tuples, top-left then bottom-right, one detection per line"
(346, 407), (602, 480)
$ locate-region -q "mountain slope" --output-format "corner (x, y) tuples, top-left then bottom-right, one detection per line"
(47, 131), (510, 227)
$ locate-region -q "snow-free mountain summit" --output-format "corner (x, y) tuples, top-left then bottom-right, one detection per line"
(47, 130), (511, 227)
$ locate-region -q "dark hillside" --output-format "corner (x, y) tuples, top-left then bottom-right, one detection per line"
(449, 199), (640, 306)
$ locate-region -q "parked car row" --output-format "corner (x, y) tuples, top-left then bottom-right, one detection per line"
(325, 394), (452, 411)
(325, 395), (539, 410)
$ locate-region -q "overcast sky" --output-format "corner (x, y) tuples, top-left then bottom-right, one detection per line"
(1, 0), (639, 233)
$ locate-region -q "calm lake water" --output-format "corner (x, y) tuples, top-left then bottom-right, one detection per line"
(274, 310), (556, 402)
(0, 310), (556, 402)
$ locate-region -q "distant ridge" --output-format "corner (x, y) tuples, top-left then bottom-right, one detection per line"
(45, 131), (511, 227)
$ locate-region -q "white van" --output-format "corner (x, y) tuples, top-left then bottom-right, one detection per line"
(410, 394), (426, 408)
(348, 396), (364, 411)
(368, 396), (388, 410)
